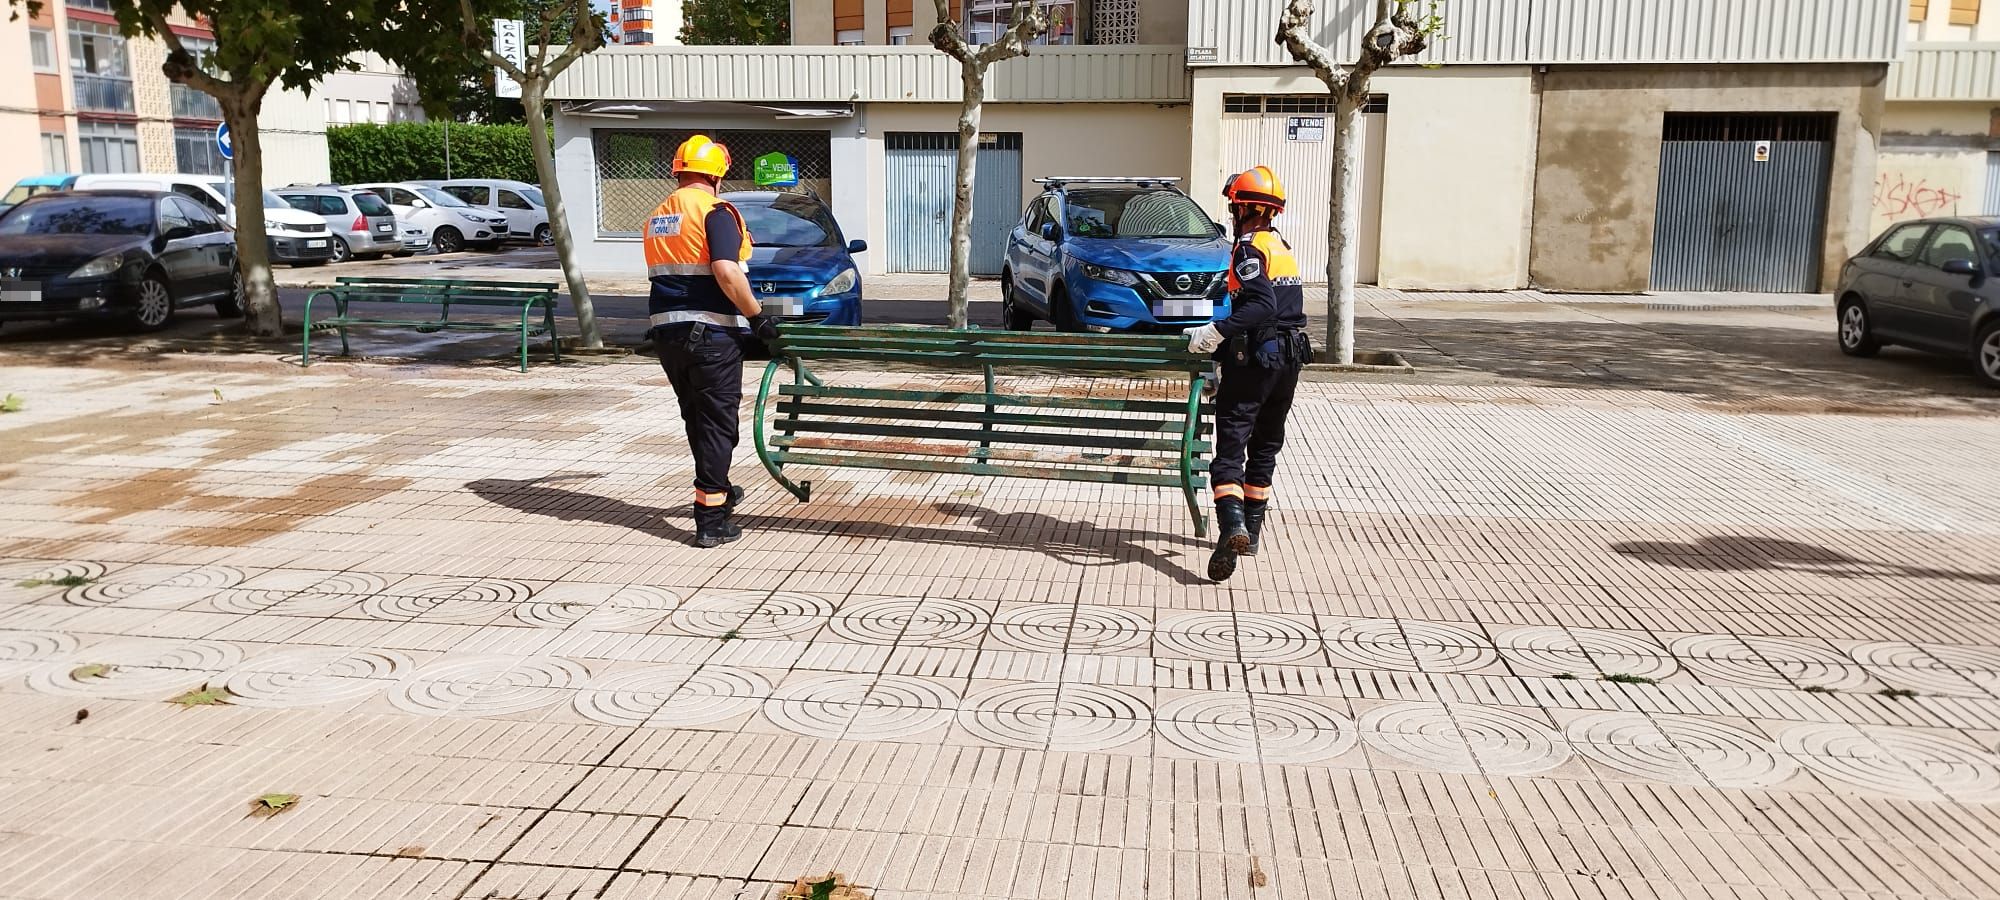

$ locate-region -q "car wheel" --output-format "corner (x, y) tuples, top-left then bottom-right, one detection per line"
(535, 224), (553, 246)
(1976, 319), (2000, 389)
(1000, 273), (1033, 331)
(129, 272), (176, 332)
(214, 268), (245, 318)
(329, 236), (352, 263)
(1051, 284), (1084, 333)
(433, 226), (464, 254)
(1837, 297), (1880, 358)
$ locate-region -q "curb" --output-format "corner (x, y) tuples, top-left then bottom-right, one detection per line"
(1305, 349), (1415, 374)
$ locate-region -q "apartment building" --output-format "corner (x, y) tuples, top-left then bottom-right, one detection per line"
(550, 0), (1907, 292)
(1882, 0), (2000, 229)
(0, 0), (329, 191)
(611, 0), (685, 46)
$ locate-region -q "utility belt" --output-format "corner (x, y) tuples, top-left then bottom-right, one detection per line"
(1224, 326), (1312, 370)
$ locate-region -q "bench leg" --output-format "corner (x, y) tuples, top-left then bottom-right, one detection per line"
(1182, 372), (1210, 538)
(518, 307), (531, 372)
(754, 358), (811, 503)
(545, 304), (562, 364)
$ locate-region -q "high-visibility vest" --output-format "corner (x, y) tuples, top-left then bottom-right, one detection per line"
(643, 187), (753, 321)
(1226, 228), (1303, 295)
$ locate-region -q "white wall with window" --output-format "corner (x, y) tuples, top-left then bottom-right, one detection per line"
(29, 27), (57, 72)
(78, 120), (140, 173)
(836, 29), (865, 45)
(41, 132), (69, 173)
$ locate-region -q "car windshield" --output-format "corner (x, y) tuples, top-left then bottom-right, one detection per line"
(417, 187), (470, 208)
(214, 182), (289, 210)
(1062, 189), (1217, 239)
(517, 187), (545, 207)
(3, 184), (61, 206)
(352, 192), (392, 216)
(0, 196), (153, 236)
(736, 196), (839, 248)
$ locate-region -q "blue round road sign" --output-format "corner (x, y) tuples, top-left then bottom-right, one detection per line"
(215, 123), (233, 161)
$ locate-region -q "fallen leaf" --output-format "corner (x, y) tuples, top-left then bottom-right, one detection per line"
(73, 709), (88, 724)
(393, 845), (425, 858)
(249, 793), (299, 817)
(168, 685), (232, 707)
(1249, 856), (1269, 887)
(0, 394), (22, 413)
(70, 664), (113, 681)
(950, 489), (982, 498)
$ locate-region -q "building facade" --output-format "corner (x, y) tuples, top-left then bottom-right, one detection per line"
(312, 53), (427, 128)
(552, 0), (1909, 294)
(612, 0), (685, 46)
(1882, 0), (2000, 230)
(0, 1), (329, 191)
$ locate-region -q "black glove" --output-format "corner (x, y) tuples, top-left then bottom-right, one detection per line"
(750, 314), (781, 342)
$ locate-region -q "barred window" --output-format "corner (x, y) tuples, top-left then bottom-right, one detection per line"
(175, 126), (225, 175)
(1224, 96), (1261, 114)
(1228, 94), (1389, 115)
(593, 129), (833, 237)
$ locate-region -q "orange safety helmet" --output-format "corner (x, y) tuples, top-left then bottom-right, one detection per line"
(1223, 166), (1286, 213)
(671, 134), (732, 180)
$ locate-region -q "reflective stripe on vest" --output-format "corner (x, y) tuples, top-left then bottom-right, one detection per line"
(1227, 229), (1303, 294)
(649, 310), (750, 329)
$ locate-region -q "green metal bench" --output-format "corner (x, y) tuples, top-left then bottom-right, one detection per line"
(302, 276), (562, 372)
(753, 325), (1215, 536)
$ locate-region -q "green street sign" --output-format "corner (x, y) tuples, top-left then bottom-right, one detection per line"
(753, 152), (799, 187)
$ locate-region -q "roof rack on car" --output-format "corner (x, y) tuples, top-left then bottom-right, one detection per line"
(1033, 177), (1183, 189)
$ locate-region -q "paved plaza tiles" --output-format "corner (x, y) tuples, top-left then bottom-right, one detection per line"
(1, 355), (1999, 899)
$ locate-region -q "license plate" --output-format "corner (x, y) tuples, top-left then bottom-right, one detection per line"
(307, 240), (327, 248)
(1156, 299), (1213, 319)
(376, 224), (393, 232)
(766, 297), (805, 316)
(0, 282), (40, 303)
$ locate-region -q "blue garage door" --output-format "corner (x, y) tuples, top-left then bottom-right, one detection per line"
(885, 132), (1022, 276)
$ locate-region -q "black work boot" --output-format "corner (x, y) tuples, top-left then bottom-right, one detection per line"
(1208, 496), (1251, 582)
(1242, 499), (1269, 557)
(692, 504), (742, 549)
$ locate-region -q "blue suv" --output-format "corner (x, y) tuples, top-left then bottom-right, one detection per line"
(1001, 178), (1231, 333)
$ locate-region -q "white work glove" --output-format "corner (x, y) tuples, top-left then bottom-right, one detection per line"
(1183, 323), (1224, 355)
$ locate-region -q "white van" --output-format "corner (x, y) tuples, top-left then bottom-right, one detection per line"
(436, 179), (550, 246)
(71, 173), (337, 266)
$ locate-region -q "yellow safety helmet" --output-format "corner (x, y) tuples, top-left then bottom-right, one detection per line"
(1223, 166), (1286, 213)
(671, 134), (732, 180)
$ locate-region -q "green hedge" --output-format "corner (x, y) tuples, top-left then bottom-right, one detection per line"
(327, 122), (540, 184)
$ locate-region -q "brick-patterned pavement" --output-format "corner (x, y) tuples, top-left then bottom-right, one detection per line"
(2, 348), (1999, 899)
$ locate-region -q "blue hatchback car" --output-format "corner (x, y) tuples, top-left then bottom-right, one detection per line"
(726, 191), (865, 327)
(0, 174), (80, 216)
(1001, 178), (1231, 333)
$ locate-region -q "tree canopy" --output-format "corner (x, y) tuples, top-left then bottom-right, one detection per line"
(680, 0), (790, 45)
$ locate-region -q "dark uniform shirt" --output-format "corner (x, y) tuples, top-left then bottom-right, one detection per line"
(1216, 227), (1308, 339)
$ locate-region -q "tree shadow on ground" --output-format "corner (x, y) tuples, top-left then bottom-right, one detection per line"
(1612, 535), (2000, 586)
(467, 474), (1207, 585)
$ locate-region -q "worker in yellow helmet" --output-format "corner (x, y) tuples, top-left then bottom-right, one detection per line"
(1182, 166), (1312, 581)
(644, 134), (780, 548)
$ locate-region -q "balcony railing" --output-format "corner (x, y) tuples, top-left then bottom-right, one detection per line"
(72, 72), (135, 114)
(625, 7), (652, 21)
(171, 84), (223, 121)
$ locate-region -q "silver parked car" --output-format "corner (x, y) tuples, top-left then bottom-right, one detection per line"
(1836, 216), (2000, 389)
(276, 185), (404, 262)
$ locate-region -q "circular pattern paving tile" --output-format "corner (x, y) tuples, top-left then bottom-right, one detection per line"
(572, 665), (697, 726)
(26, 639), (241, 698)
(220, 647), (412, 708)
(1156, 613), (1320, 664)
(575, 665), (770, 728)
(0, 562), (108, 602)
(388, 655), (586, 717)
(1775, 724), (2000, 801)
(1670, 635), (1790, 689)
(384, 576), (533, 605)
(957, 682), (1152, 751)
(300, 572), (391, 596)
(1155, 694), (1357, 764)
(1494, 627), (1595, 677)
(1361, 702), (1570, 776)
(1323, 619), (1422, 671)
(67, 565), (246, 609)
(1569, 712), (1793, 788)
(1743, 637), (1872, 692)
(830, 597), (990, 647)
(988, 605), (1149, 654)
(1850, 642), (1989, 696)
(1325, 620), (1497, 673)
(668, 591), (834, 639)
(515, 585), (680, 632)
(0, 630), (79, 679)
(765, 675), (957, 741)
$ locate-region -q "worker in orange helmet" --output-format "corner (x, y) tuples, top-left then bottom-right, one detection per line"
(643, 134), (781, 548)
(1183, 166), (1312, 581)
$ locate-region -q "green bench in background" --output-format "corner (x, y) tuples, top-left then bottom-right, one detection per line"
(302, 276), (561, 372)
(753, 325), (1215, 536)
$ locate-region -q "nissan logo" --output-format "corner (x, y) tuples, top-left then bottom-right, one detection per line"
(1174, 274), (1194, 292)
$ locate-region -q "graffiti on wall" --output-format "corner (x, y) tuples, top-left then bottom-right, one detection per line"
(1873, 172), (1966, 225)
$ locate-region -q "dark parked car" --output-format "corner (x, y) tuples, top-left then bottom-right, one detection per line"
(1836, 216), (2000, 388)
(0, 190), (240, 332)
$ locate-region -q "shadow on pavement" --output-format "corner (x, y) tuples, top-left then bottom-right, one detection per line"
(468, 474), (1206, 585)
(1612, 535), (2000, 586)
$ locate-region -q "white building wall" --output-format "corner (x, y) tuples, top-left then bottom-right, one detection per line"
(312, 54), (427, 127)
(256, 87), (332, 187)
